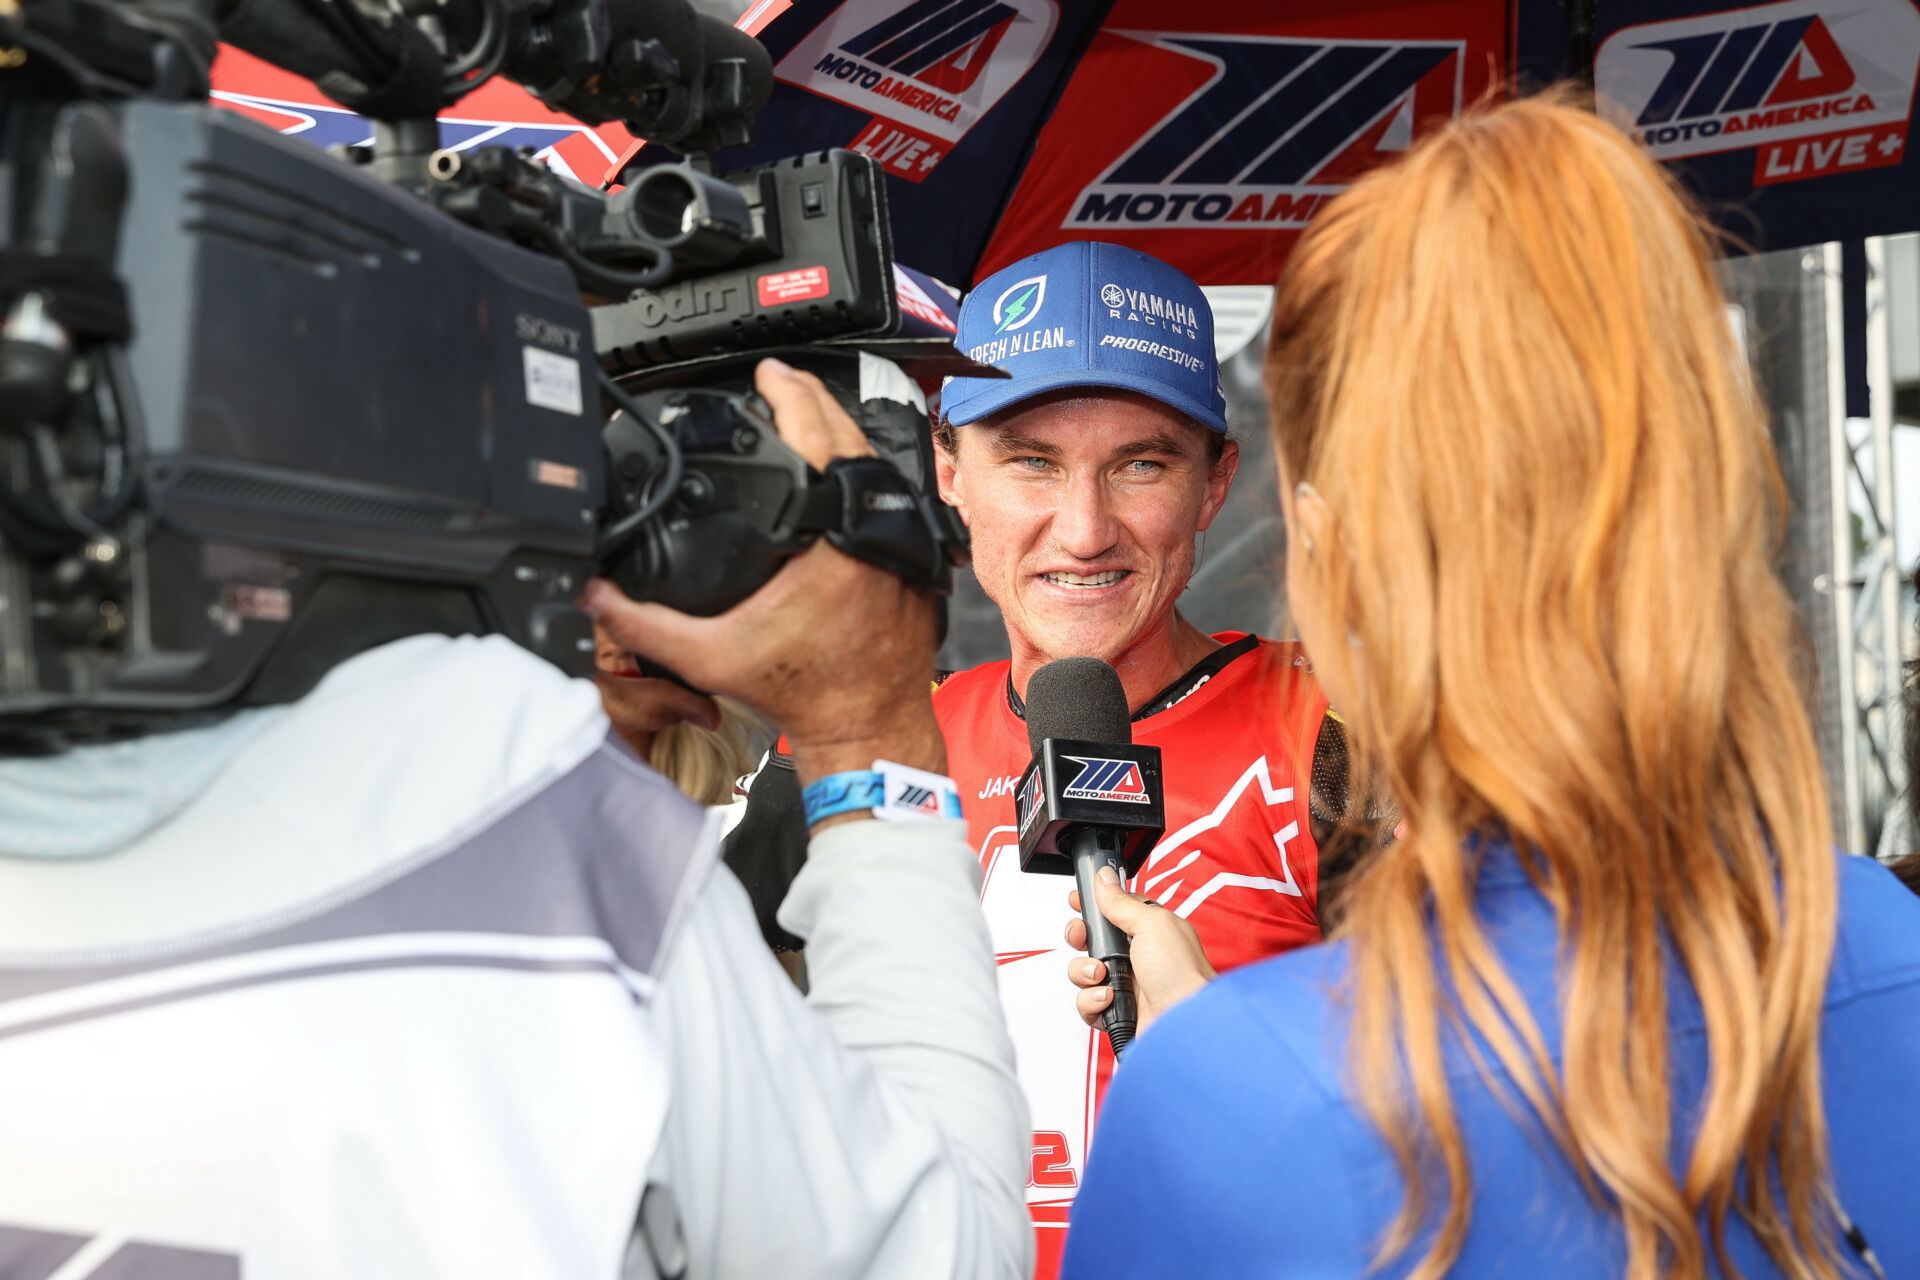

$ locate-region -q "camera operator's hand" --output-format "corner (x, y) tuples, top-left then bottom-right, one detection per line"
(1066, 867), (1215, 1037)
(583, 359), (945, 819)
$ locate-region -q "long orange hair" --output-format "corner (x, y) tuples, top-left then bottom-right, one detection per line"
(1265, 94), (1842, 1280)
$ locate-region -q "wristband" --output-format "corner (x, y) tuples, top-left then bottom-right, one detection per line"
(802, 760), (963, 826)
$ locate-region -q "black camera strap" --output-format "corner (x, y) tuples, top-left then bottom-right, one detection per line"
(793, 455), (966, 596)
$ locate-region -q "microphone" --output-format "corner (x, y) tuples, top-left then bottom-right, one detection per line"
(1018, 658), (1165, 1060)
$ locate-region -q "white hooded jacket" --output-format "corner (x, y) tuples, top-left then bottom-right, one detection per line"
(0, 633), (1031, 1280)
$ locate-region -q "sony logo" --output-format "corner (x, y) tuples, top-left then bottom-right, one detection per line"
(516, 314), (582, 353)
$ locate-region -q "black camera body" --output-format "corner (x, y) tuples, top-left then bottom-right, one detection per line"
(2, 98), (607, 729)
(602, 383), (963, 618)
(0, 0), (974, 748)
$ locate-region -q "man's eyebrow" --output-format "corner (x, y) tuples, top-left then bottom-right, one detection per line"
(985, 432), (1061, 457)
(1110, 431), (1193, 458)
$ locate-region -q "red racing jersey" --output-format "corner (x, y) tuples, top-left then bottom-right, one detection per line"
(932, 632), (1329, 1278)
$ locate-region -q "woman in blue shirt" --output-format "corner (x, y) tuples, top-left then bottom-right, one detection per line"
(1061, 93), (1920, 1280)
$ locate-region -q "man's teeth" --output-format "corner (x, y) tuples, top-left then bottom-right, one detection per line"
(1043, 570), (1126, 588)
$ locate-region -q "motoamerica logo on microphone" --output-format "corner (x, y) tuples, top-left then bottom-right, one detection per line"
(1060, 757), (1151, 805)
(1596, 0), (1920, 185)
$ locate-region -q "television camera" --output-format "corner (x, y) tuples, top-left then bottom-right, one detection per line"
(0, 0), (975, 749)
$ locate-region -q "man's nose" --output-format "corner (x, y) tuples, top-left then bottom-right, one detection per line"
(1049, 471), (1122, 561)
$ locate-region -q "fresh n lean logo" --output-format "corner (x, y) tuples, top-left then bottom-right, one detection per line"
(777, 0), (1059, 182)
(968, 273), (1069, 363)
(1066, 34), (1464, 231)
(1596, 0), (1920, 185)
(994, 275), (1046, 333)
(1061, 757), (1150, 805)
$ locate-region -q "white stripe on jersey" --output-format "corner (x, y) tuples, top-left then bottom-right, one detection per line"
(0, 932), (654, 1040)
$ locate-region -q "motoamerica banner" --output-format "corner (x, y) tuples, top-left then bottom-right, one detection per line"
(1589, 0), (1920, 248)
(973, 0), (1508, 287)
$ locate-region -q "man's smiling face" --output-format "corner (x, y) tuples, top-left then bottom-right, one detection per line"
(935, 390), (1239, 668)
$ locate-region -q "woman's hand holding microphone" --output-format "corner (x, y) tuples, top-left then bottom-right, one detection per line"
(1065, 867), (1216, 1037)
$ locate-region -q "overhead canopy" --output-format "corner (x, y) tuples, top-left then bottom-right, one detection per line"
(207, 0), (1920, 290)
(719, 0), (1507, 287)
(723, 0), (1920, 286)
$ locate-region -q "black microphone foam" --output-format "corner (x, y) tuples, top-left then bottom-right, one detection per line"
(1025, 657), (1131, 755)
(1024, 656), (1143, 1061)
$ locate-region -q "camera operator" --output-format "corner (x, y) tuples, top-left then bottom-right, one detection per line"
(0, 359), (1031, 1279)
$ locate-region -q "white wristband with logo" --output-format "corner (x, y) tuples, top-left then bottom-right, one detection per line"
(871, 760), (965, 822)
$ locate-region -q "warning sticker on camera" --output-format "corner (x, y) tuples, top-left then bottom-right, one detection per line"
(523, 346), (583, 415)
(757, 266), (831, 306)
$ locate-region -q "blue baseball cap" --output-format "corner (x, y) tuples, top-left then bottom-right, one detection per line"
(943, 241), (1228, 434)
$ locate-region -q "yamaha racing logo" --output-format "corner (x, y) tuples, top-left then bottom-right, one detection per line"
(1061, 757), (1151, 805)
(1067, 33), (1464, 230)
(1596, 0), (1920, 183)
(778, 0), (1059, 181)
(1101, 282), (1201, 341)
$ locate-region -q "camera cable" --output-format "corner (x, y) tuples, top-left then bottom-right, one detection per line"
(594, 369), (684, 566)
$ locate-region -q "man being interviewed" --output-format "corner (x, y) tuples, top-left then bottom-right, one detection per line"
(932, 241), (1340, 1276)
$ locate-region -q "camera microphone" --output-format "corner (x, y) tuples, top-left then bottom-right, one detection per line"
(1017, 658), (1165, 1060)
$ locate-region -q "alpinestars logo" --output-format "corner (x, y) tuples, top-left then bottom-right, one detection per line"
(1597, 0), (1920, 183)
(1061, 757), (1150, 805)
(778, 0), (1059, 182)
(1067, 33), (1463, 231)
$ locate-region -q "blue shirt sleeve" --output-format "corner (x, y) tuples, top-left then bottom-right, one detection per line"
(1060, 965), (1376, 1279)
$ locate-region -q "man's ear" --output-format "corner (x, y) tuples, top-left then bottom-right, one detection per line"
(933, 436), (970, 526)
(1195, 438), (1240, 533)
